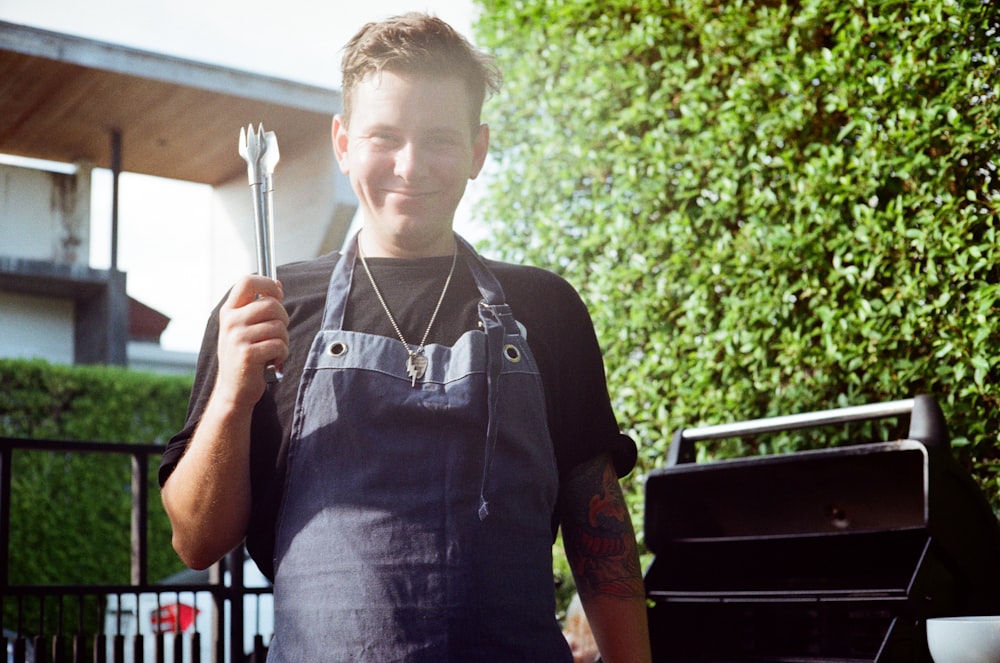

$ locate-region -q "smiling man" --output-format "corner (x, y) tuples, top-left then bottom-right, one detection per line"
(333, 70), (488, 258)
(159, 13), (651, 662)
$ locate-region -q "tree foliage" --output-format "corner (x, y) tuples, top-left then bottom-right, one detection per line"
(473, 0), (1000, 525)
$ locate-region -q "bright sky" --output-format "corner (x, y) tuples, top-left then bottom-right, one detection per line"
(0, 0), (480, 354)
(0, 0), (478, 88)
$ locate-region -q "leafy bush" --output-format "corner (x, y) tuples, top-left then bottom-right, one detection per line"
(474, 0), (999, 524)
(0, 358), (192, 588)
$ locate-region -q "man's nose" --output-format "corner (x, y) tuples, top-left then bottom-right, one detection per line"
(394, 142), (425, 179)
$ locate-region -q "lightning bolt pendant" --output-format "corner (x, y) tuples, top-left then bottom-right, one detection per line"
(406, 353), (428, 387)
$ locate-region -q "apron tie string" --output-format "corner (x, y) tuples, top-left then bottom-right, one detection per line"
(477, 300), (519, 521)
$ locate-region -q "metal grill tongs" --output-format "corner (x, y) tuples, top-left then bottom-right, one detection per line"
(238, 123), (282, 383)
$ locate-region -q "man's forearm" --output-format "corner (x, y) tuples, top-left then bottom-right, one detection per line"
(162, 275), (286, 570)
(560, 454), (652, 663)
(161, 395), (254, 569)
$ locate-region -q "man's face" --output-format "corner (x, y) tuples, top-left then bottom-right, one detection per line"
(333, 71), (489, 258)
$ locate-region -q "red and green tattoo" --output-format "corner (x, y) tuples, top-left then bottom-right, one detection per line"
(560, 454), (645, 601)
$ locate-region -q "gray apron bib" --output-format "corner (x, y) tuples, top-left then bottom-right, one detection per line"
(268, 234), (573, 662)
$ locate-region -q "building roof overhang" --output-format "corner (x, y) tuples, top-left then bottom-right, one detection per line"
(0, 20), (340, 186)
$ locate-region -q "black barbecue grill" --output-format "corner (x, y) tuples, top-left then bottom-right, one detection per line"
(644, 395), (1000, 662)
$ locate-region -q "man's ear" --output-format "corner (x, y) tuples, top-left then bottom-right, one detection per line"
(470, 123), (490, 180)
(332, 115), (350, 174)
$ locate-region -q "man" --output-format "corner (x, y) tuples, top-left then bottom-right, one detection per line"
(160, 13), (651, 662)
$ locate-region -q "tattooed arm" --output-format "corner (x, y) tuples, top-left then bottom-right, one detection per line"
(559, 453), (652, 663)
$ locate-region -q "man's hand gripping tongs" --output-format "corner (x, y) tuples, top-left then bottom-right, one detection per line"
(238, 123), (282, 383)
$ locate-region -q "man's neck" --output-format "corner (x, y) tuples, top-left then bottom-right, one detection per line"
(358, 228), (456, 259)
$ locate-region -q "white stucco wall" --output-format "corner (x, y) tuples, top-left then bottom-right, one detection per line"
(0, 161), (93, 365)
(0, 291), (75, 364)
(1, 141), (356, 368)
(0, 162), (92, 265)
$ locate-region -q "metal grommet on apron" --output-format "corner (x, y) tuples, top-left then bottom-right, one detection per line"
(267, 233), (572, 662)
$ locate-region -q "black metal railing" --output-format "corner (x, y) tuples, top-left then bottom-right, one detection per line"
(1, 437), (271, 663)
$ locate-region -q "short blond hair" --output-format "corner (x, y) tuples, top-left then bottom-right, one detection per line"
(340, 13), (502, 130)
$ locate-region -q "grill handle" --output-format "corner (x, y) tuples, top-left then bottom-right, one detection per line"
(666, 394), (948, 465)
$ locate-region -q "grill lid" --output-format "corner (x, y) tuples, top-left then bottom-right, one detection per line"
(644, 396), (1000, 662)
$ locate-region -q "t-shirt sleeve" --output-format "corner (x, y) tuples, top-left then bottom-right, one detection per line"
(506, 265), (637, 479)
(550, 284), (637, 478)
(158, 303), (222, 487)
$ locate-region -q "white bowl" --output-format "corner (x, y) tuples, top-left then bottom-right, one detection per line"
(927, 616), (1000, 663)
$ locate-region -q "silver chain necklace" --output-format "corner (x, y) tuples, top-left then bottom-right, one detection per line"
(358, 238), (458, 387)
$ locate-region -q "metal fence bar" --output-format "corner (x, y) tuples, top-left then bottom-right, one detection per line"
(0, 438), (165, 455)
(226, 549), (242, 663)
(0, 436), (271, 663)
(131, 452), (149, 587)
(0, 445), (10, 590)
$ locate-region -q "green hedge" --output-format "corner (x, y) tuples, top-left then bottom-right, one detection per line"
(0, 358), (192, 589)
(474, 0), (999, 520)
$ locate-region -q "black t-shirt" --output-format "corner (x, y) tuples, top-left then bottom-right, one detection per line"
(159, 250), (635, 579)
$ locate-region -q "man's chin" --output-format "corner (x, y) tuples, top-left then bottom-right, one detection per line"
(364, 219), (453, 256)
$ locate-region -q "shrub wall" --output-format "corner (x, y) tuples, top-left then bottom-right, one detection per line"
(474, 0), (999, 520)
(0, 358), (192, 589)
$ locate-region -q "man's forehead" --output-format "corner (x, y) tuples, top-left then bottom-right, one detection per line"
(356, 69), (469, 92)
(350, 72), (475, 123)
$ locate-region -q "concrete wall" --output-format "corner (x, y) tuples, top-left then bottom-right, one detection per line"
(0, 145), (357, 371)
(0, 291), (75, 364)
(0, 162), (92, 363)
(0, 162), (91, 265)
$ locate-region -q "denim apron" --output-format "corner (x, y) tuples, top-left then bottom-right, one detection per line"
(267, 235), (572, 662)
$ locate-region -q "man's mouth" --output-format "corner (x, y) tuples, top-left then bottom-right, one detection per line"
(387, 189), (434, 198)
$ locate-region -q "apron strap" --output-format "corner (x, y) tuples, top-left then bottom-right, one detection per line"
(324, 232), (516, 332)
(319, 233), (357, 331)
(477, 300), (514, 520)
(456, 235), (523, 520)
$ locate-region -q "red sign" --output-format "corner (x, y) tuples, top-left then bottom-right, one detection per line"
(150, 603), (199, 633)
